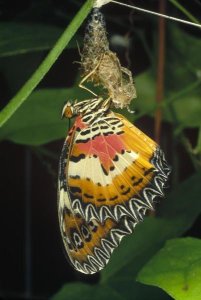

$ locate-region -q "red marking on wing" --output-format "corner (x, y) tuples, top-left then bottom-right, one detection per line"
(78, 134), (126, 169)
(66, 117), (87, 145)
(66, 126), (75, 144)
(75, 116), (88, 130)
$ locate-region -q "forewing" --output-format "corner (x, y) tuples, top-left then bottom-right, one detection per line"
(67, 112), (170, 223)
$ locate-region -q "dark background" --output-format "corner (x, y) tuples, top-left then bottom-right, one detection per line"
(0, 0), (201, 299)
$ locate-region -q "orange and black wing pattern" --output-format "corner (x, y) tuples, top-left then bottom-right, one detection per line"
(58, 130), (137, 274)
(66, 111), (170, 223)
(58, 100), (170, 274)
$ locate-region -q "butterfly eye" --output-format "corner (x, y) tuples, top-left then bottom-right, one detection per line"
(61, 101), (74, 119)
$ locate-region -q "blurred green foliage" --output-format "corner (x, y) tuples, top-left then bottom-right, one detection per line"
(0, 23), (64, 57)
(0, 0), (201, 299)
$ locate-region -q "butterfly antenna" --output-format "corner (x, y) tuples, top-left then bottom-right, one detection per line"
(76, 40), (82, 57)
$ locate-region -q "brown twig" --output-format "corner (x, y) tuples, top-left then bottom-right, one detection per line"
(154, 0), (166, 144)
(150, 0), (167, 218)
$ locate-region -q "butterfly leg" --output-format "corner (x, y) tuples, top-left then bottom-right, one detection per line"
(76, 40), (82, 57)
(79, 71), (98, 96)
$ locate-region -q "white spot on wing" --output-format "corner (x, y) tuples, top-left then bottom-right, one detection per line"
(68, 151), (139, 186)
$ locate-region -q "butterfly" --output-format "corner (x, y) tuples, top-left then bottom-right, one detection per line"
(58, 97), (170, 274)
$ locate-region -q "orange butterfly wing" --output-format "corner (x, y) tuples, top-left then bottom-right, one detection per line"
(58, 101), (170, 274)
(67, 112), (170, 223)
(58, 128), (137, 274)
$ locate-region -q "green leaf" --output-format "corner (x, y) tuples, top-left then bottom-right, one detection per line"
(108, 280), (172, 300)
(51, 280), (171, 300)
(134, 71), (156, 113)
(0, 22), (78, 57)
(51, 282), (124, 300)
(0, 88), (90, 145)
(133, 25), (201, 127)
(165, 95), (201, 128)
(101, 172), (201, 283)
(138, 238), (201, 300)
(0, 0), (93, 128)
(165, 25), (201, 93)
(134, 71), (201, 127)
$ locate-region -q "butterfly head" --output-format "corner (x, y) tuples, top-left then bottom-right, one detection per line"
(61, 100), (77, 119)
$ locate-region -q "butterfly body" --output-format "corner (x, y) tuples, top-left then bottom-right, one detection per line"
(58, 97), (170, 274)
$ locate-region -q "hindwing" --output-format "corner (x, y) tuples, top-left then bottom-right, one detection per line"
(58, 132), (137, 274)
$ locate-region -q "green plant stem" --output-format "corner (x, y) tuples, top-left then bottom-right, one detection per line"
(180, 134), (201, 171)
(169, 0), (201, 25)
(165, 79), (201, 107)
(169, 111), (195, 169)
(0, 0), (94, 128)
(167, 94), (201, 171)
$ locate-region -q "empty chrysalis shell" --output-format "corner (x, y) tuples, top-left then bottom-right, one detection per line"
(80, 8), (137, 109)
